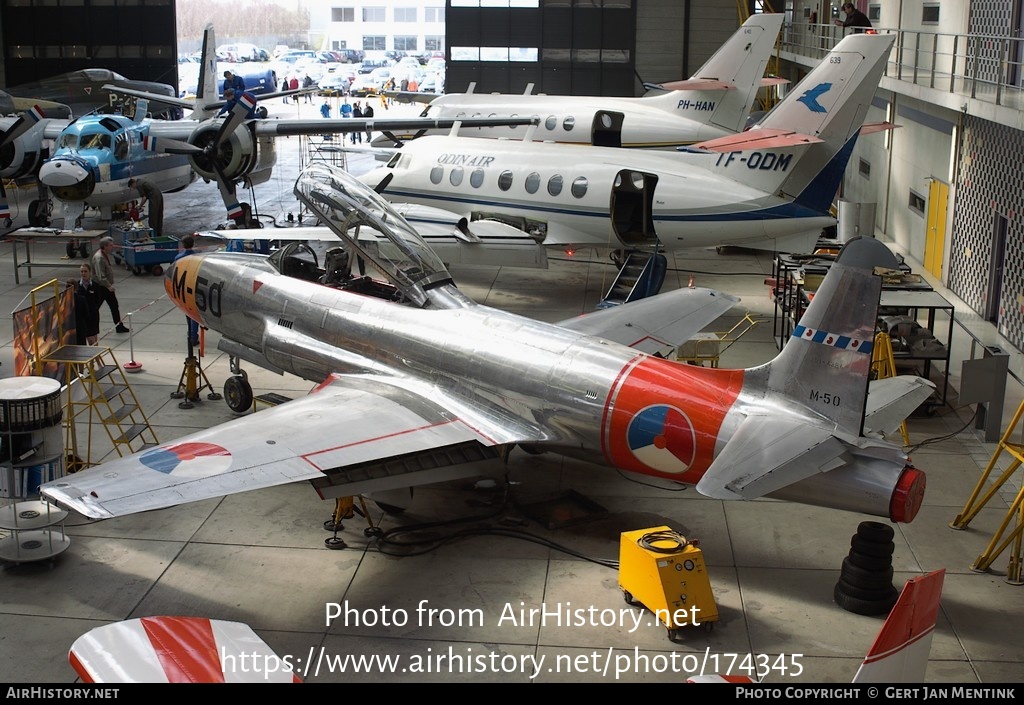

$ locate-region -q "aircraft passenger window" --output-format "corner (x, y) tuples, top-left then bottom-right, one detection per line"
(571, 176), (588, 198)
(498, 170), (514, 191)
(544, 116), (557, 131)
(470, 169), (485, 188)
(525, 172), (540, 194)
(450, 167), (464, 186)
(429, 166), (444, 184)
(562, 116), (575, 131)
(547, 175), (563, 196)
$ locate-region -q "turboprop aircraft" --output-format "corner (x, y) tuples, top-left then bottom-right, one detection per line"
(376, 12), (785, 149)
(0, 23), (538, 229)
(40, 162), (934, 527)
(358, 32), (896, 259)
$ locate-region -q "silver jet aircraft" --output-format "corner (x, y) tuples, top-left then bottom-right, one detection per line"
(41, 164), (933, 526)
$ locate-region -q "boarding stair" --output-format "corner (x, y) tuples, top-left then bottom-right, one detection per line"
(43, 345), (158, 472)
(597, 251), (668, 308)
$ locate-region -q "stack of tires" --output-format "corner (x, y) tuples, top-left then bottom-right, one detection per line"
(834, 521), (899, 615)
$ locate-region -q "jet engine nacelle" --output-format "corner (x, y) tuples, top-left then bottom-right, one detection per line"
(0, 132), (46, 179)
(187, 119), (260, 183)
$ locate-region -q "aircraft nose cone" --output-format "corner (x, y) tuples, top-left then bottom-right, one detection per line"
(39, 158), (90, 188)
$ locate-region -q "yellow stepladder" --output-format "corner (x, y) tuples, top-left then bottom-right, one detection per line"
(870, 331), (911, 446)
(949, 398), (1024, 585)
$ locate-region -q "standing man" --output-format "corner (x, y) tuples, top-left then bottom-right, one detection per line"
(834, 3), (872, 31)
(91, 236), (129, 333)
(351, 101), (363, 143)
(127, 177), (163, 238)
(363, 101), (374, 143)
(174, 233), (200, 347)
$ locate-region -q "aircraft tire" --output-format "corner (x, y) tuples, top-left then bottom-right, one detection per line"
(855, 521), (895, 543)
(28, 200), (49, 227)
(833, 583), (898, 616)
(224, 375), (254, 413)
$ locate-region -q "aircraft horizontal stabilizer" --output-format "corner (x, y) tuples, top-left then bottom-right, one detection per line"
(102, 83), (195, 111)
(864, 376), (936, 437)
(686, 127), (824, 153)
(696, 415), (847, 500)
(652, 78), (735, 92)
(41, 375), (505, 520)
(860, 121), (901, 135)
(557, 287), (739, 353)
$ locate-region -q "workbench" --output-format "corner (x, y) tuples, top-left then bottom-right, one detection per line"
(4, 228), (107, 284)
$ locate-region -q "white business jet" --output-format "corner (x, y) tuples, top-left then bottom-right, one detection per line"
(358, 32), (896, 258)
(377, 12), (785, 149)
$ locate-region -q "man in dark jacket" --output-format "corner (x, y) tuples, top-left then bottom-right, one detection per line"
(834, 3), (872, 31)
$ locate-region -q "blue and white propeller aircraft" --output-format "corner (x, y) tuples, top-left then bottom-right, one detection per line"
(0, 24), (537, 230)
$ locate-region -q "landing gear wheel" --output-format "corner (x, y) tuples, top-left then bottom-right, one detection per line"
(2, 217), (11, 228)
(28, 200), (49, 227)
(66, 241), (78, 258)
(224, 375), (254, 412)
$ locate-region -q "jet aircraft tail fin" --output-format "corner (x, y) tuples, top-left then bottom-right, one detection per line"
(193, 23), (219, 120)
(692, 33), (894, 216)
(752, 236), (897, 436)
(690, 569), (945, 683)
(686, 12), (784, 134)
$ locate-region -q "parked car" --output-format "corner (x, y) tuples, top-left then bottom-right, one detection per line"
(350, 67), (391, 97)
(317, 73), (351, 96)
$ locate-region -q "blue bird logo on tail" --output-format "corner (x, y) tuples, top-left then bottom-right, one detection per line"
(797, 82), (832, 113)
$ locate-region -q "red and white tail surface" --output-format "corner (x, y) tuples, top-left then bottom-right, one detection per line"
(69, 616), (302, 683)
(688, 569), (945, 684)
(853, 569), (945, 683)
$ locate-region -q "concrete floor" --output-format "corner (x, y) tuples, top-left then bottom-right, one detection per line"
(1, 98), (1023, 684)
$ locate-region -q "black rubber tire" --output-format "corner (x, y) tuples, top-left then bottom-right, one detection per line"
(152, 265), (163, 275)
(132, 266), (143, 275)
(856, 521), (895, 542)
(851, 535), (896, 557)
(834, 583), (898, 616)
(28, 199), (48, 227)
(224, 375), (254, 413)
(79, 243), (89, 258)
(846, 550), (893, 571)
(840, 557), (895, 589)
(834, 578), (895, 601)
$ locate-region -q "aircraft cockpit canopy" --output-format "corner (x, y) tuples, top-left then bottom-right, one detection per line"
(294, 164), (453, 308)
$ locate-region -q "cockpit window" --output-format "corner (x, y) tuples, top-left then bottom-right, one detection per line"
(80, 133), (111, 150)
(59, 134), (78, 149)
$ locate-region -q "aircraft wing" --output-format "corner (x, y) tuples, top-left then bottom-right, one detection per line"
(40, 374), (504, 520)
(556, 287), (739, 352)
(685, 127), (824, 153)
(864, 375), (935, 436)
(696, 415), (849, 500)
(384, 90), (436, 104)
(250, 115), (538, 137)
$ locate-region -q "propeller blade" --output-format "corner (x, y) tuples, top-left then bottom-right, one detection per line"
(212, 161), (244, 222)
(372, 172), (393, 195)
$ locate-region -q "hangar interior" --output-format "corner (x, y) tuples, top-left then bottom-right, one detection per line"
(2, 0), (1024, 685)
